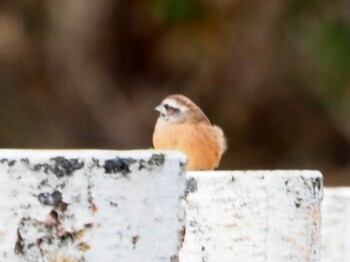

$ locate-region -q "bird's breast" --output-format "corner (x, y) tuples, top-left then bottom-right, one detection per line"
(153, 121), (223, 170)
(152, 122), (182, 150)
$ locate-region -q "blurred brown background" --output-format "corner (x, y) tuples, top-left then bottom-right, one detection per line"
(0, 0), (349, 185)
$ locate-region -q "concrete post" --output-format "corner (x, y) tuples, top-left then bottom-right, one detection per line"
(0, 150), (187, 262)
(0, 150), (325, 262)
(321, 187), (350, 262)
(180, 171), (323, 262)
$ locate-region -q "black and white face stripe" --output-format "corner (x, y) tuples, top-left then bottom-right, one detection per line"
(163, 103), (180, 113)
(162, 98), (189, 113)
(155, 98), (189, 123)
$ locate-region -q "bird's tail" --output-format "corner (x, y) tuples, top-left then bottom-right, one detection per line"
(213, 125), (227, 154)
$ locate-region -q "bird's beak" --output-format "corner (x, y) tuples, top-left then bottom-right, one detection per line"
(154, 105), (162, 112)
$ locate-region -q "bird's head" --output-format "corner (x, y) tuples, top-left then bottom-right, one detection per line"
(155, 94), (210, 124)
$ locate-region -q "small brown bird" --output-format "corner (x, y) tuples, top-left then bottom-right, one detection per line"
(153, 94), (227, 170)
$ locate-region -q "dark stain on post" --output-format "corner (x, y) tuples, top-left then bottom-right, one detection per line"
(148, 154), (165, 166)
(179, 160), (187, 171)
(91, 158), (100, 168)
(77, 242), (90, 251)
(14, 229), (24, 255)
(301, 175), (322, 196)
(178, 226), (186, 248)
(32, 163), (51, 173)
(103, 158), (136, 175)
(31, 157), (84, 177)
(60, 231), (74, 241)
(38, 190), (62, 206)
(311, 177), (322, 192)
(58, 201), (68, 212)
(84, 223), (94, 229)
(48, 210), (60, 226)
(138, 154), (166, 170)
(20, 158), (30, 165)
(301, 175), (308, 187)
(138, 160), (147, 170)
(285, 179), (291, 193)
(185, 177), (198, 197)
(109, 201), (118, 207)
(0, 158), (16, 166)
(294, 197), (302, 208)
(87, 178), (96, 213)
(51, 157), (84, 177)
(131, 235), (139, 249)
(284, 179), (289, 186)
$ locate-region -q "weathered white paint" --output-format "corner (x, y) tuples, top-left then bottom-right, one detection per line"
(0, 150), (187, 262)
(321, 187), (350, 262)
(180, 171), (323, 262)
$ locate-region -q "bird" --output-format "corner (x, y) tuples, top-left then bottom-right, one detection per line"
(152, 94), (227, 171)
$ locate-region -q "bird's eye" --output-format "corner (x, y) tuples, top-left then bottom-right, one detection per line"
(164, 104), (170, 110)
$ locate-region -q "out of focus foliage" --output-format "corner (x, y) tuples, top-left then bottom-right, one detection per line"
(0, 0), (349, 184)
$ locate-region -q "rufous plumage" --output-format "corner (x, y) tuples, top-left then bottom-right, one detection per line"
(153, 94), (226, 170)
